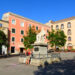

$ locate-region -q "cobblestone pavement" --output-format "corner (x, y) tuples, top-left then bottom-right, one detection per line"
(0, 57), (38, 75)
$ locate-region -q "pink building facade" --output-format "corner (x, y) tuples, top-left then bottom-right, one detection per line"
(2, 12), (50, 54)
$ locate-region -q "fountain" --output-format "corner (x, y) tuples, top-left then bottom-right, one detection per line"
(32, 28), (48, 58)
(30, 28), (49, 66)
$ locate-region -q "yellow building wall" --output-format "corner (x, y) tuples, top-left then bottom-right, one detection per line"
(47, 18), (75, 49)
(0, 20), (8, 36)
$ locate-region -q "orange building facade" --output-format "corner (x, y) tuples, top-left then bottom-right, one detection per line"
(2, 12), (50, 54)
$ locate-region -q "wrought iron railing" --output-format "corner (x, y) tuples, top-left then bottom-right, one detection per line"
(20, 53), (60, 59)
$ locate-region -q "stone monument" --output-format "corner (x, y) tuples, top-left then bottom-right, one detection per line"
(30, 29), (60, 66)
(32, 28), (48, 58)
(2, 45), (7, 55)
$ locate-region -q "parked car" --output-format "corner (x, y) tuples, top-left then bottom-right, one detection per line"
(47, 49), (54, 53)
(56, 48), (59, 52)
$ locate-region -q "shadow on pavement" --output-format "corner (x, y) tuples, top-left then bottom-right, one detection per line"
(34, 60), (75, 75)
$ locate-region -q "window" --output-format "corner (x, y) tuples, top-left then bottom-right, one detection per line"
(12, 37), (15, 42)
(36, 26), (38, 30)
(29, 24), (31, 28)
(0, 23), (2, 27)
(67, 22), (71, 28)
(61, 24), (64, 29)
(12, 19), (16, 24)
(34, 47), (39, 51)
(47, 29), (49, 32)
(11, 47), (15, 53)
(12, 28), (15, 33)
(44, 34), (45, 36)
(68, 29), (71, 35)
(56, 25), (59, 30)
(21, 22), (24, 27)
(21, 30), (24, 35)
(21, 38), (24, 42)
(68, 37), (71, 41)
(51, 25), (53, 29)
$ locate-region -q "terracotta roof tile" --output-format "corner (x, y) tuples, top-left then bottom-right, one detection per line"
(53, 16), (75, 24)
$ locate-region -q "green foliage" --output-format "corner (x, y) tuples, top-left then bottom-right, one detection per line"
(23, 27), (37, 50)
(47, 30), (67, 50)
(55, 30), (67, 47)
(47, 29), (56, 47)
(0, 30), (8, 47)
(71, 48), (75, 51)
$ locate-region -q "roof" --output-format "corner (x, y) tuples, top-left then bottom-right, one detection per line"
(7, 12), (50, 28)
(53, 16), (75, 24)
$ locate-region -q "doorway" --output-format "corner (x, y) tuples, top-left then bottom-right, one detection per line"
(67, 43), (72, 51)
(20, 48), (24, 54)
(67, 46), (72, 50)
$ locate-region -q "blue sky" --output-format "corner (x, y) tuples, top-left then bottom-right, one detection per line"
(0, 0), (75, 24)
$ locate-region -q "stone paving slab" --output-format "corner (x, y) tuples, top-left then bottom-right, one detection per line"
(0, 57), (38, 75)
(0, 56), (75, 75)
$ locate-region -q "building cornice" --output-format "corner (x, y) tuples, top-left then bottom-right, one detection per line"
(52, 16), (75, 24)
(7, 12), (50, 28)
(0, 20), (9, 23)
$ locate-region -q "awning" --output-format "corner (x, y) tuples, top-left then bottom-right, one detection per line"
(67, 43), (72, 46)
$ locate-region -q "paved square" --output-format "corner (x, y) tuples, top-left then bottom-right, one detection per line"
(0, 56), (75, 75)
(0, 57), (38, 75)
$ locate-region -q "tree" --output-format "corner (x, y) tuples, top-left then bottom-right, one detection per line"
(47, 30), (66, 51)
(0, 30), (8, 53)
(47, 29), (56, 48)
(0, 30), (8, 46)
(55, 30), (66, 48)
(23, 26), (40, 50)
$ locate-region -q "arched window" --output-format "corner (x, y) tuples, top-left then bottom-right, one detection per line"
(67, 22), (71, 28)
(36, 26), (38, 30)
(68, 29), (71, 35)
(12, 19), (16, 24)
(29, 24), (31, 28)
(51, 25), (53, 29)
(61, 24), (64, 29)
(68, 37), (71, 41)
(21, 22), (24, 27)
(47, 29), (48, 32)
(56, 25), (59, 30)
